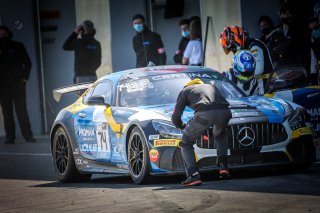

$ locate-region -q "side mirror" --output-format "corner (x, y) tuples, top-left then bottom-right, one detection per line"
(87, 96), (110, 107)
(270, 79), (294, 92)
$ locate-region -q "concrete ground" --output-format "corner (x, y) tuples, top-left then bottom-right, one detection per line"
(0, 136), (319, 213)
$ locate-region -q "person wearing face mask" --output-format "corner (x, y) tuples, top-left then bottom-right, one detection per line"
(267, 4), (301, 68)
(258, 15), (275, 45)
(173, 19), (190, 64)
(309, 3), (320, 85)
(0, 25), (36, 144)
(63, 20), (101, 83)
(132, 14), (166, 68)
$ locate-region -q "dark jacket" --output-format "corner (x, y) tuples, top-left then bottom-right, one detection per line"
(0, 39), (31, 86)
(267, 25), (300, 67)
(172, 84), (229, 129)
(63, 32), (101, 77)
(133, 27), (166, 68)
(173, 37), (189, 64)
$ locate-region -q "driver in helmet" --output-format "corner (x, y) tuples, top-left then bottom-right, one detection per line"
(220, 26), (274, 94)
(223, 50), (259, 96)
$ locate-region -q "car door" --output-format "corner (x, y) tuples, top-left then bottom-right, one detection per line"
(76, 80), (113, 161)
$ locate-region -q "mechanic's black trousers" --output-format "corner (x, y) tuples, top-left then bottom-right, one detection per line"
(0, 82), (34, 141)
(179, 108), (232, 176)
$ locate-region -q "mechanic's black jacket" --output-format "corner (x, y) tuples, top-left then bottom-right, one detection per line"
(173, 37), (189, 64)
(63, 32), (101, 76)
(0, 39), (31, 87)
(172, 84), (230, 129)
(133, 27), (166, 68)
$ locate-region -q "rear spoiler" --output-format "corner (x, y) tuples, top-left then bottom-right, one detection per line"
(53, 82), (93, 102)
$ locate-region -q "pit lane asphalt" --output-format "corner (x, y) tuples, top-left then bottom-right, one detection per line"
(0, 136), (319, 213)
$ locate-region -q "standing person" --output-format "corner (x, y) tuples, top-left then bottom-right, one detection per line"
(0, 26), (36, 144)
(172, 79), (232, 186)
(63, 20), (101, 84)
(182, 19), (203, 66)
(173, 18), (190, 64)
(258, 15), (275, 45)
(220, 26), (274, 94)
(132, 14), (166, 68)
(309, 3), (320, 85)
(267, 4), (300, 68)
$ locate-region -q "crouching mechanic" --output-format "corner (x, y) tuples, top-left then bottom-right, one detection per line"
(171, 79), (232, 186)
(223, 50), (259, 96)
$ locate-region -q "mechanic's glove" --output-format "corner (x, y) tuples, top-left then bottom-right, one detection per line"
(180, 123), (186, 130)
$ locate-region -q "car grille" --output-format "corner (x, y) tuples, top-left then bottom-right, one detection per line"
(196, 123), (288, 150)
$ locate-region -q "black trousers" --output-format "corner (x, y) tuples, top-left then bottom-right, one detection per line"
(0, 82), (33, 141)
(179, 108), (232, 176)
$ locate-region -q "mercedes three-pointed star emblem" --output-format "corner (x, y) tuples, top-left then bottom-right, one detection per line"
(237, 127), (255, 146)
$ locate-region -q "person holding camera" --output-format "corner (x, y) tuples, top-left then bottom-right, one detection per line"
(63, 20), (101, 83)
(0, 25), (36, 144)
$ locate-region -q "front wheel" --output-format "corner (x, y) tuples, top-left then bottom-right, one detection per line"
(52, 127), (91, 182)
(128, 126), (150, 184)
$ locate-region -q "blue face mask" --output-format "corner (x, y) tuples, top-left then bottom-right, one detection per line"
(182, 31), (190, 38)
(134, 24), (144, 33)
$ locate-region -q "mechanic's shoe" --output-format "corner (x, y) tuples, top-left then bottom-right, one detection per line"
(182, 172), (202, 186)
(25, 137), (37, 143)
(219, 163), (230, 179)
(4, 140), (15, 144)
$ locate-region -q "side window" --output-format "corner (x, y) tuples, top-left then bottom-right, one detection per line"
(83, 81), (113, 104)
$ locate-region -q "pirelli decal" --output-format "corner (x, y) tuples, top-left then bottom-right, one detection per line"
(154, 139), (180, 147)
(291, 127), (312, 139)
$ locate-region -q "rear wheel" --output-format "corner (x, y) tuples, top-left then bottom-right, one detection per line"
(52, 127), (91, 182)
(128, 126), (150, 184)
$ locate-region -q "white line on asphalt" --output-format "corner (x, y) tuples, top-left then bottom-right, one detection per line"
(0, 152), (51, 157)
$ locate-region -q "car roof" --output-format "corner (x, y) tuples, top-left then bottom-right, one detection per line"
(99, 65), (220, 83)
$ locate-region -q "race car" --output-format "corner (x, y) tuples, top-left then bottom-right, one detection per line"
(265, 65), (320, 144)
(51, 65), (316, 184)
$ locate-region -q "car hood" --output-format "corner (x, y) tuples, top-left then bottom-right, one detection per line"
(129, 96), (287, 124)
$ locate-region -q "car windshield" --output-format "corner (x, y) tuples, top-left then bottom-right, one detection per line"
(118, 71), (244, 107)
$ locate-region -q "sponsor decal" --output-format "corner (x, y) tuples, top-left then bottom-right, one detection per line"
(75, 158), (88, 165)
(149, 134), (160, 140)
(78, 127), (95, 137)
(114, 145), (122, 154)
(117, 164), (129, 170)
(73, 148), (80, 155)
(307, 108), (320, 118)
(80, 143), (98, 152)
(298, 127), (312, 136)
(118, 79), (154, 92)
(151, 73), (218, 81)
(154, 139), (180, 147)
(149, 149), (159, 163)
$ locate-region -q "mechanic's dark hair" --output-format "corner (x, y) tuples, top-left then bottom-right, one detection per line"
(0, 25), (13, 39)
(189, 19), (202, 41)
(279, 3), (293, 15)
(189, 16), (201, 22)
(132, 14), (145, 22)
(179, 18), (190, 26)
(258, 15), (274, 26)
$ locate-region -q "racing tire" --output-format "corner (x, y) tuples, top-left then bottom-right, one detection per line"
(128, 126), (150, 184)
(52, 127), (92, 182)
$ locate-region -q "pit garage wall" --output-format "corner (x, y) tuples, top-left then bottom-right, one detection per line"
(200, 0), (242, 72)
(200, 0), (279, 72)
(0, 0), (42, 137)
(75, 0), (112, 76)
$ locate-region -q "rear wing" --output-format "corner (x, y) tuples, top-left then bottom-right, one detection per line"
(53, 82), (93, 102)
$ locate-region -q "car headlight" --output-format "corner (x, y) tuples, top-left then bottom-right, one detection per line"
(287, 107), (308, 130)
(152, 120), (183, 139)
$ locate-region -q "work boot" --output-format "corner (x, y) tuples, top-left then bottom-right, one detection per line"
(182, 172), (202, 186)
(219, 163), (230, 179)
(4, 139), (15, 144)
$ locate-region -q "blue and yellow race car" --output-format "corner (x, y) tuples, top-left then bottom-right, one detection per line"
(51, 66), (316, 184)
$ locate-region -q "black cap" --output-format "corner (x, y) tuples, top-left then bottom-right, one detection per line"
(132, 14), (145, 22)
